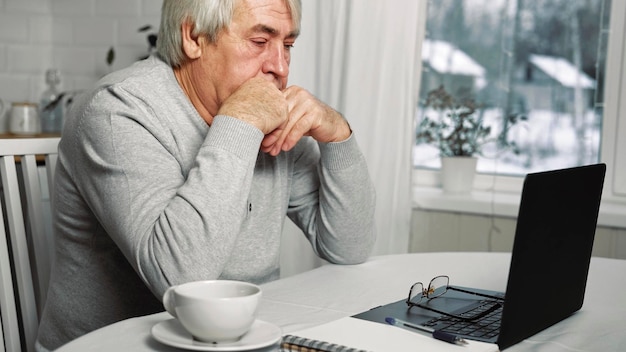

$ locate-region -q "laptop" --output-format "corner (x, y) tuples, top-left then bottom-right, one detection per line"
(354, 163), (606, 350)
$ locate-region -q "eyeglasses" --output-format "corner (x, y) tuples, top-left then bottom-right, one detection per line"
(406, 275), (504, 321)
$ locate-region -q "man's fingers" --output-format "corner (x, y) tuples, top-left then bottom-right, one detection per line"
(218, 77), (288, 134)
(262, 85), (348, 156)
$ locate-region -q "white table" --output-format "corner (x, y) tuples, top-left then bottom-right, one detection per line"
(56, 253), (626, 351)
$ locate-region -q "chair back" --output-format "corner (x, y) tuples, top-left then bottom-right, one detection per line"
(0, 137), (60, 352)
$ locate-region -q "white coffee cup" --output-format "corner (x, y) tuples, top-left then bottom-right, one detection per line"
(163, 280), (261, 343)
(9, 102), (40, 135)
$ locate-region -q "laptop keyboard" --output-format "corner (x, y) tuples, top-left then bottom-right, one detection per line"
(422, 300), (503, 339)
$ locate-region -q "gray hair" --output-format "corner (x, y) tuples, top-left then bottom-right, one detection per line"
(157, 0), (302, 67)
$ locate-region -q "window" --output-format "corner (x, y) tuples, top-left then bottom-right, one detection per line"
(413, 0), (626, 226)
(414, 0), (613, 179)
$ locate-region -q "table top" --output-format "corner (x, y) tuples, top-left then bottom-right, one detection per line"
(56, 252), (626, 352)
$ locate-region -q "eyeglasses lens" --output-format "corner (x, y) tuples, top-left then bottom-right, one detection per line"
(427, 276), (449, 299)
(408, 282), (424, 304)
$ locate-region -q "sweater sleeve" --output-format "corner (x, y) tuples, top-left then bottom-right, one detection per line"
(287, 134), (377, 264)
(71, 86), (264, 298)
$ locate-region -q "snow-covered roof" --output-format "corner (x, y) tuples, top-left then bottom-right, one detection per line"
(529, 54), (595, 89)
(421, 39), (486, 78)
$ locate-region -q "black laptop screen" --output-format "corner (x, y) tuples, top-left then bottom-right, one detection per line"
(497, 163), (606, 350)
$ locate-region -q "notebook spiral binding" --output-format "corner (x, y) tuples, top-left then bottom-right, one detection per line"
(281, 334), (371, 352)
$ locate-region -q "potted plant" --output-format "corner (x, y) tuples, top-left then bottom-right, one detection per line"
(416, 85), (524, 193)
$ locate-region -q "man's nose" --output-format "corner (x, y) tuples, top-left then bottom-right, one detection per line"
(263, 44), (290, 80)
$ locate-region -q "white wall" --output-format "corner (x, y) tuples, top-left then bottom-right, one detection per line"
(0, 0), (162, 130)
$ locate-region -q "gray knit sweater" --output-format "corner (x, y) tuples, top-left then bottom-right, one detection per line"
(36, 55), (376, 350)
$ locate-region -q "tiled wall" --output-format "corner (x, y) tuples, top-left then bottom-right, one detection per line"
(0, 0), (162, 131)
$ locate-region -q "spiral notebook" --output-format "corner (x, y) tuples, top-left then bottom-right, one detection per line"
(281, 332), (369, 352)
(281, 316), (498, 352)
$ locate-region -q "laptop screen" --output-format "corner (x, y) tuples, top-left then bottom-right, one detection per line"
(498, 163), (606, 349)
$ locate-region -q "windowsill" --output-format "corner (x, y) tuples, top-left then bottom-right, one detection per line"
(412, 186), (626, 229)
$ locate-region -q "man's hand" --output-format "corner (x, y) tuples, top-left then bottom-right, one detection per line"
(217, 77), (289, 135)
(261, 86), (351, 156)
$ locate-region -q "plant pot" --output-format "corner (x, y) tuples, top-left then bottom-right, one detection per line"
(440, 156), (477, 194)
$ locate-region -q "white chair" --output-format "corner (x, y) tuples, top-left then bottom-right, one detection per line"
(0, 137), (60, 352)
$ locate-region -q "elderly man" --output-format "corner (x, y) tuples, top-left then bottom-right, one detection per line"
(36, 0), (375, 350)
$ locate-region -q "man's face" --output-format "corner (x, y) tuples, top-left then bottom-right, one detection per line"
(191, 0), (298, 117)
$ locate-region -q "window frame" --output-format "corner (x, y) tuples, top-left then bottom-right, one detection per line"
(412, 0), (626, 228)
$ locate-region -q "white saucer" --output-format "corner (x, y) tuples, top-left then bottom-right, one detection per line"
(151, 319), (282, 351)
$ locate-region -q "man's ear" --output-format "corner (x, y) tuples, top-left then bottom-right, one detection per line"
(181, 21), (202, 60)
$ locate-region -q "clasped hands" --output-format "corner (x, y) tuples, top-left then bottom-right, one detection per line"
(218, 77), (351, 156)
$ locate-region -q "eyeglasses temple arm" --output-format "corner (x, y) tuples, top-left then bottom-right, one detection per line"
(447, 286), (505, 301)
(407, 300), (501, 321)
